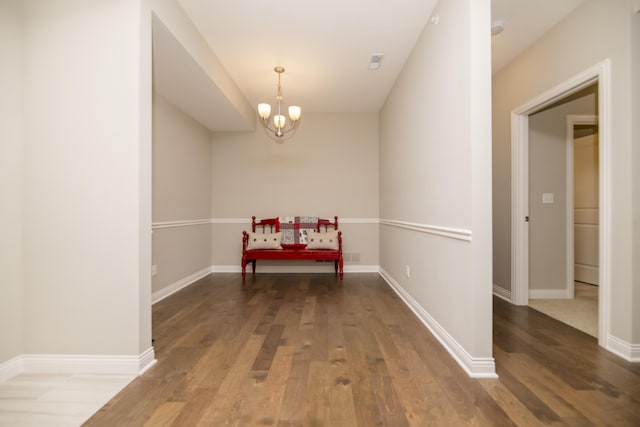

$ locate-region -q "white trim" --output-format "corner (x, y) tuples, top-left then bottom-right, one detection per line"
(20, 352), (155, 376)
(152, 219), (211, 229)
(597, 60), (612, 348)
(151, 217), (380, 228)
(529, 289), (572, 299)
(1, 348), (156, 378)
(345, 265), (380, 273)
(138, 348), (158, 375)
(492, 284), (512, 302)
(380, 219), (472, 242)
(0, 356), (22, 383)
(574, 264), (599, 285)
(212, 265), (242, 273)
(213, 265), (380, 274)
(379, 269), (497, 378)
(566, 114), (598, 298)
(340, 218), (379, 224)
(511, 111), (530, 306)
(211, 218), (250, 224)
(607, 335), (640, 362)
(152, 266), (213, 304)
(511, 60), (611, 349)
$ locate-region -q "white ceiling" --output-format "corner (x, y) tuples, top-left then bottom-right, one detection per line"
(176, 0), (440, 113)
(154, 0), (585, 129)
(490, 0), (584, 73)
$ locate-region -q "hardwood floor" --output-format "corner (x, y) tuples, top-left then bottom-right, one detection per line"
(83, 273), (640, 426)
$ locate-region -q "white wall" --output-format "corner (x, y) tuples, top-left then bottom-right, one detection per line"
(209, 112), (379, 270)
(493, 0), (637, 346)
(0, 0), (24, 365)
(528, 89), (597, 293)
(21, 0), (152, 358)
(152, 94), (213, 298)
(379, 0), (494, 376)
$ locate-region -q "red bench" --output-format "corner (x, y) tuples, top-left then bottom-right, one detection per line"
(242, 216), (343, 280)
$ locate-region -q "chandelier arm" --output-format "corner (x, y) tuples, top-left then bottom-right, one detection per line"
(259, 119), (299, 142)
(260, 117), (274, 132)
(260, 126), (298, 142)
(261, 123), (277, 139)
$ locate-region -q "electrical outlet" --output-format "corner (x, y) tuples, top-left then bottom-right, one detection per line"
(151, 264), (158, 276)
(405, 265), (410, 278)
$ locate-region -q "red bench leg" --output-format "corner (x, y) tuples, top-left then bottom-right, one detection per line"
(338, 257), (344, 280)
(252, 260), (256, 275)
(241, 255), (246, 280)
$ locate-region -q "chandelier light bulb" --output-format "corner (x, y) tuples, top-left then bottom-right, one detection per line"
(258, 103), (271, 119)
(288, 106), (301, 122)
(274, 114), (286, 129)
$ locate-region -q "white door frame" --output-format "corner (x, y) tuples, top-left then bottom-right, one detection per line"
(566, 114), (598, 299)
(510, 60), (611, 347)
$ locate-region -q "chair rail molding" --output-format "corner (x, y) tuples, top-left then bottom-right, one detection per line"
(380, 219), (472, 242)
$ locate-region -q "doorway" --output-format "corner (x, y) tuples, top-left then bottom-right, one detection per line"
(527, 113), (599, 337)
(510, 60), (611, 348)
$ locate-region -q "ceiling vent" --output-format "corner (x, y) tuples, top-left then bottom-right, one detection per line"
(369, 54), (384, 70)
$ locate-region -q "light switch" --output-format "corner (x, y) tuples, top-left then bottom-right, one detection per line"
(542, 193), (554, 204)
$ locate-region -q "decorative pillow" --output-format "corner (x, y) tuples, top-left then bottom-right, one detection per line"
(246, 232), (282, 250)
(306, 230), (339, 250)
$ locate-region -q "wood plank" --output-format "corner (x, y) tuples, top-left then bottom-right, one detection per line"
(194, 334), (266, 426)
(305, 361), (331, 426)
(142, 402), (184, 427)
(328, 345), (358, 427)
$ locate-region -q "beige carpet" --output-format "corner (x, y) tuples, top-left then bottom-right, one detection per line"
(528, 283), (598, 338)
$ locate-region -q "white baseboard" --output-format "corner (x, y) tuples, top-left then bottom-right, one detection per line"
(212, 265), (380, 274)
(212, 265), (242, 273)
(152, 266), (213, 304)
(0, 348), (156, 383)
(493, 284), (512, 302)
(607, 335), (640, 362)
(138, 347), (158, 374)
(379, 269), (497, 378)
(575, 264), (599, 285)
(345, 265), (380, 273)
(529, 288), (571, 299)
(0, 356), (22, 383)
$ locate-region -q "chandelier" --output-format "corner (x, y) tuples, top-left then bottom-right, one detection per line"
(257, 66), (301, 142)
